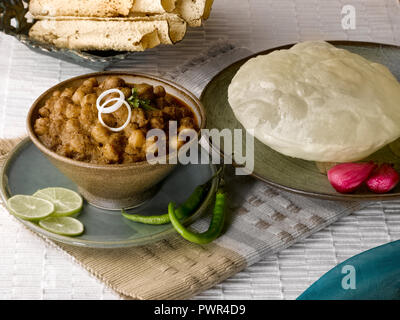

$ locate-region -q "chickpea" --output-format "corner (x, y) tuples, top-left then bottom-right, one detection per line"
(52, 90), (61, 98)
(60, 87), (75, 98)
(69, 134), (86, 154)
(34, 118), (49, 135)
(65, 119), (81, 133)
(48, 119), (64, 137)
(162, 106), (178, 119)
(72, 88), (85, 105)
(153, 85), (166, 97)
(134, 83), (154, 100)
(44, 97), (56, 110)
(40, 134), (59, 150)
(144, 139), (158, 155)
(81, 93), (97, 107)
(128, 129), (146, 149)
(82, 77), (98, 89)
(131, 108), (148, 128)
(65, 103), (81, 119)
(114, 106), (129, 126)
(53, 97), (70, 115)
(123, 123), (139, 136)
(49, 111), (64, 122)
(80, 104), (97, 129)
(119, 87), (132, 99)
(150, 109), (163, 117)
(164, 94), (175, 104)
(101, 76), (125, 90)
(95, 87), (103, 97)
(102, 143), (119, 163)
(38, 106), (50, 117)
(80, 85), (93, 94)
(91, 123), (109, 145)
(100, 113), (118, 128)
(108, 134), (125, 154)
(150, 117), (164, 129)
(179, 117), (195, 130)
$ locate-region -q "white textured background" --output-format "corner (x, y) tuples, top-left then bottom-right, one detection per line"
(0, 0), (400, 299)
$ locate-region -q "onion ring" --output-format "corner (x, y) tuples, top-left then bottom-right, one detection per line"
(96, 88), (125, 114)
(98, 99), (132, 132)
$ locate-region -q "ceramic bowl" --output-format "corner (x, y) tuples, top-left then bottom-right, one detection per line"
(27, 71), (206, 210)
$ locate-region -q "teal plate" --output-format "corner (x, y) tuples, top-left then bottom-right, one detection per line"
(0, 139), (217, 248)
(200, 41), (400, 201)
(297, 240), (400, 300)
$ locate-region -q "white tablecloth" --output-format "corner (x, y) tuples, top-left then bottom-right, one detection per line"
(0, 0), (400, 300)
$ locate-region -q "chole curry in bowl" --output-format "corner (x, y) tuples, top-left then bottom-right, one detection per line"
(34, 75), (199, 164)
(27, 72), (206, 210)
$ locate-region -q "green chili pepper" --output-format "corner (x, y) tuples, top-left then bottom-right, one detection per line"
(121, 183), (210, 225)
(168, 188), (226, 244)
(122, 167), (223, 225)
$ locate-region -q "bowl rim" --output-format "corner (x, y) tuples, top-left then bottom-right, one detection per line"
(27, 71), (207, 170)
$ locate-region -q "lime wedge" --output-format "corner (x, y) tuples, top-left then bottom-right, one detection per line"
(7, 195), (54, 221)
(33, 187), (83, 217)
(39, 217), (84, 236)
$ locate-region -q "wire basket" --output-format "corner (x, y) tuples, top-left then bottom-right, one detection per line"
(0, 0), (131, 70)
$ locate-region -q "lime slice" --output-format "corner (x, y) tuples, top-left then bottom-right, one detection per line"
(39, 217), (84, 236)
(7, 195), (54, 221)
(33, 187), (83, 217)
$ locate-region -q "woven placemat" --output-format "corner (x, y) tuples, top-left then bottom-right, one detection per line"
(0, 133), (362, 300)
(1, 0), (399, 299)
(0, 42), (365, 300)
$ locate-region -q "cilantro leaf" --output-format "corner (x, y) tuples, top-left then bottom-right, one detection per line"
(127, 88), (158, 111)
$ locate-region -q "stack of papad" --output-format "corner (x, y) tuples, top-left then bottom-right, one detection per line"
(28, 0), (214, 51)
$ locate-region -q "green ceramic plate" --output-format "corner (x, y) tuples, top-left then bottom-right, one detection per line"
(0, 139), (217, 248)
(200, 41), (400, 201)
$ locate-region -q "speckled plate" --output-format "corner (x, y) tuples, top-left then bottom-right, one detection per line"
(200, 41), (400, 201)
(0, 138), (217, 248)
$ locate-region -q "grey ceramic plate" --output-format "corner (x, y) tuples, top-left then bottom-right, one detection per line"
(200, 41), (400, 201)
(0, 138), (217, 248)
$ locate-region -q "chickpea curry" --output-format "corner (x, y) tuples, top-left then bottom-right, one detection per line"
(34, 76), (198, 164)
